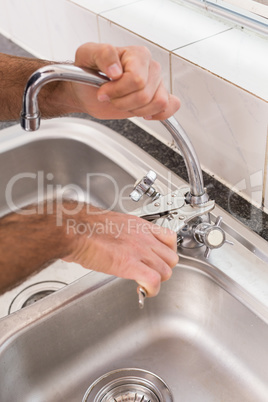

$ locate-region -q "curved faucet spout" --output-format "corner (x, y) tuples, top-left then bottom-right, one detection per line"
(20, 64), (208, 205)
(20, 64), (109, 132)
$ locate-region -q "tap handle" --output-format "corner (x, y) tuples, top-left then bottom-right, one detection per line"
(194, 216), (233, 258)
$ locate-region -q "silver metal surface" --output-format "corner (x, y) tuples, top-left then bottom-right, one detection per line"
(21, 64), (110, 131)
(129, 173), (215, 255)
(194, 215), (234, 258)
(138, 287), (147, 309)
(1, 257), (268, 402)
(0, 118), (268, 402)
(82, 368), (172, 401)
(161, 117), (208, 204)
(130, 186), (215, 234)
(130, 170), (160, 202)
(8, 280), (66, 314)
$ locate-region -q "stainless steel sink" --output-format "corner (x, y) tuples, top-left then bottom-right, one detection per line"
(0, 117), (268, 402)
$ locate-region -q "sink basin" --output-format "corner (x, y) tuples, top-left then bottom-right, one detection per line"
(1, 259), (268, 402)
(0, 117), (268, 402)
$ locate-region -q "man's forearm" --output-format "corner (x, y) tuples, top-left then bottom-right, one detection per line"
(0, 53), (74, 121)
(0, 202), (75, 293)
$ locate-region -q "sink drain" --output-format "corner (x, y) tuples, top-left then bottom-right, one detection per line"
(82, 368), (173, 402)
(8, 281), (66, 314)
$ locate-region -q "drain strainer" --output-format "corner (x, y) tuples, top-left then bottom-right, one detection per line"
(82, 368), (173, 402)
(8, 281), (66, 314)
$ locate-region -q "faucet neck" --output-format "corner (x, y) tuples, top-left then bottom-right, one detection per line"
(161, 117), (208, 205)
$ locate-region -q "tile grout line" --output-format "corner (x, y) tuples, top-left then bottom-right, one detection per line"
(98, 0), (144, 16)
(171, 27), (233, 52)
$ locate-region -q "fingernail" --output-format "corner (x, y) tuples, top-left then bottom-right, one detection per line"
(144, 115), (152, 120)
(98, 94), (110, 102)
(107, 63), (122, 78)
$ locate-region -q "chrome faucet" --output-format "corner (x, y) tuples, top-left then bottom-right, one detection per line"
(20, 64), (207, 206)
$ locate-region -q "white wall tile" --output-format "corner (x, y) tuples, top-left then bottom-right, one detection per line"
(5, 0), (53, 59)
(70, 0), (141, 14)
(175, 28), (268, 101)
(171, 53), (268, 206)
(45, 0), (99, 61)
(0, 0), (11, 38)
(101, 0), (231, 50)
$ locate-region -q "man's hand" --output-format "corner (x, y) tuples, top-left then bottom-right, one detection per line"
(69, 43), (181, 120)
(0, 201), (178, 297)
(63, 205), (179, 297)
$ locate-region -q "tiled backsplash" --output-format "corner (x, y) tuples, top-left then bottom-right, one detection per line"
(0, 0), (267, 211)
(100, 0), (232, 50)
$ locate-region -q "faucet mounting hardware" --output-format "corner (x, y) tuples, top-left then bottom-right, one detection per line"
(130, 170), (160, 202)
(130, 184), (214, 233)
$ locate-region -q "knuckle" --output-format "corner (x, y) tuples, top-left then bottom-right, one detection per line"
(170, 252), (179, 268)
(155, 93), (169, 111)
(153, 84), (169, 108)
(165, 266), (173, 280)
(133, 74), (147, 90)
(100, 43), (115, 58)
(137, 45), (152, 59)
(138, 89), (152, 105)
(149, 270), (161, 289)
(161, 263), (173, 281)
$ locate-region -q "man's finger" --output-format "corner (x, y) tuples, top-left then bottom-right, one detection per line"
(75, 42), (123, 79)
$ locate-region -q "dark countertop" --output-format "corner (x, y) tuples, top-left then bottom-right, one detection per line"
(1, 33), (267, 242)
